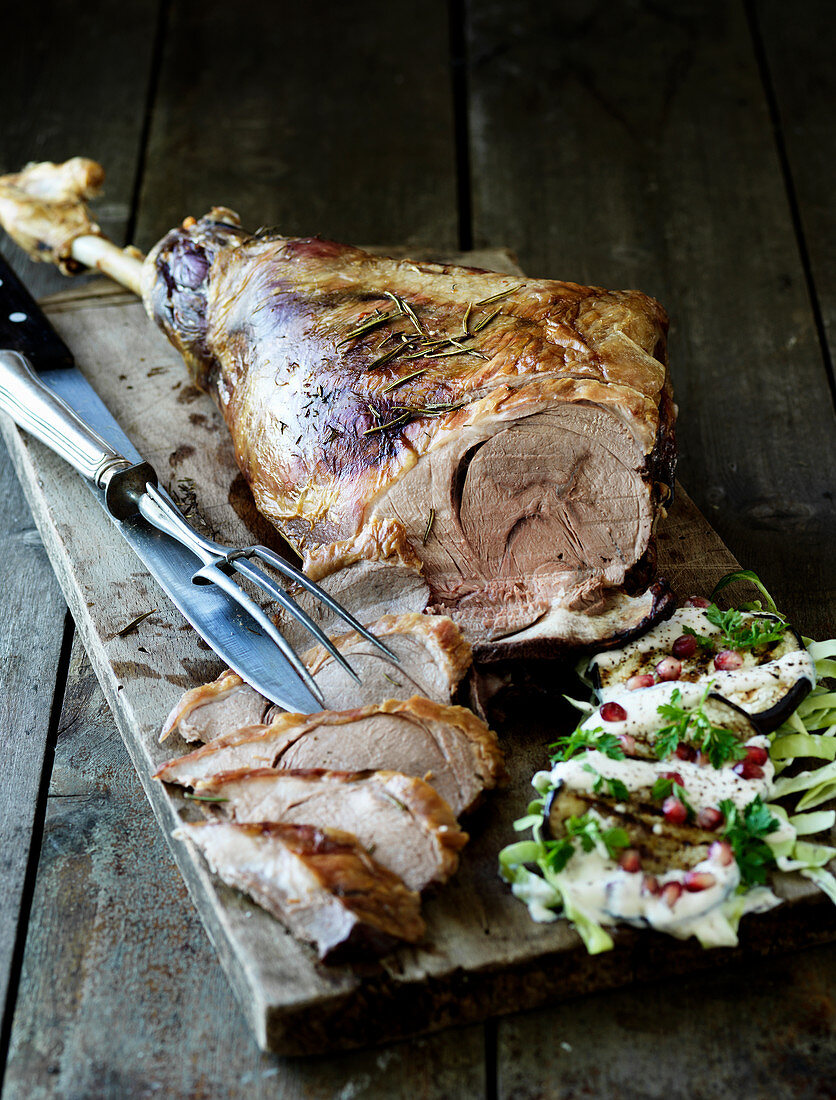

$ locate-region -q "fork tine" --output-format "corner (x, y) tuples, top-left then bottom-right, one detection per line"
(242, 545), (401, 663)
(230, 556), (360, 682)
(195, 563), (326, 708)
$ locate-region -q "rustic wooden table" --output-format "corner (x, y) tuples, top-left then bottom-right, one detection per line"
(1, 2), (834, 1096)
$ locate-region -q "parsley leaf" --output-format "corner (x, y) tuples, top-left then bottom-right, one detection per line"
(704, 605), (786, 652)
(543, 813), (630, 872)
(650, 777), (694, 819)
(652, 685), (747, 769)
(550, 725), (625, 764)
(583, 763), (630, 802)
(720, 796), (780, 886)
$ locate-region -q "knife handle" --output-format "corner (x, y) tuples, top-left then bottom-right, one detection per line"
(0, 253), (74, 370)
(0, 348), (134, 487)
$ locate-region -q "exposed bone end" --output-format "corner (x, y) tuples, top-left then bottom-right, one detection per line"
(0, 157), (144, 294)
(0, 157), (105, 272)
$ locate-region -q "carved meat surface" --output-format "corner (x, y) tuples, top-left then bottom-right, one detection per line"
(143, 211), (676, 657)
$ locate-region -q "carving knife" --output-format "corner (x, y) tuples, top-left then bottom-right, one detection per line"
(0, 253), (323, 713)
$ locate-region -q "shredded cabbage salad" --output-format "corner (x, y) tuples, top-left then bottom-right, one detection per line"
(499, 573), (836, 954)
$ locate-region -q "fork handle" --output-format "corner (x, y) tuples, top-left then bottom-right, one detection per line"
(0, 348), (135, 487)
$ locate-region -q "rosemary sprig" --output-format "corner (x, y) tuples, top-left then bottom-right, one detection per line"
(367, 345), (404, 370)
(337, 309), (399, 346)
(423, 508), (435, 544)
(474, 284), (523, 307)
(384, 291), (425, 336)
(472, 307), (501, 334)
(113, 608), (157, 638)
(381, 368), (428, 393)
(363, 412), (412, 435)
(462, 302), (474, 336)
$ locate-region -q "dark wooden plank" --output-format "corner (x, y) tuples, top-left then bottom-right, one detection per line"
(0, 0), (163, 1051)
(2, 638), (486, 1100)
(0, 0), (161, 295)
(496, 941), (836, 1099)
(0, 464), (66, 1043)
(465, 0), (836, 640)
(134, 0), (459, 254)
(754, 0), (836, 370)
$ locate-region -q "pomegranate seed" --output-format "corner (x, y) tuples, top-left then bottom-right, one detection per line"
(672, 634), (697, 660)
(683, 596), (711, 608)
(626, 673), (655, 690)
(663, 770), (685, 786)
(715, 649), (744, 671)
(655, 656), (682, 681)
(710, 841), (735, 866)
(600, 702), (627, 723)
(675, 743), (697, 762)
(684, 871), (717, 892)
(618, 733), (637, 754)
(696, 807), (725, 831)
(642, 875), (660, 895)
(746, 745), (769, 766)
(618, 848), (642, 873)
(661, 881), (683, 907)
(663, 797), (689, 825)
(734, 759), (765, 780)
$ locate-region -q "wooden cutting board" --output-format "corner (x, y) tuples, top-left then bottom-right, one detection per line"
(2, 253), (833, 1056)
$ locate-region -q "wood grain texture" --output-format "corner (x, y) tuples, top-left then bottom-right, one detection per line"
(496, 940), (836, 1100)
(0, 265), (832, 1056)
(0, 452), (66, 1039)
(134, 0), (459, 255)
(0, 0), (160, 296)
(755, 0), (836, 370)
(3, 638), (485, 1100)
(464, 0), (836, 639)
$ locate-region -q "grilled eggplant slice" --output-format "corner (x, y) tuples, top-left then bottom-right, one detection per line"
(588, 607), (814, 732)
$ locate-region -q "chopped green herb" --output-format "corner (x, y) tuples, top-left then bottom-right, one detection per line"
(543, 813), (630, 872)
(381, 368), (428, 393)
(423, 508), (435, 544)
(650, 777), (694, 819)
(583, 763), (629, 801)
(474, 284), (523, 307)
(704, 605), (786, 652)
(113, 608), (157, 638)
(337, 309), (399, 346)
(720, 796), (780, 886)
(550, 725), (626, 764)
(652, 685), (747, 769)
(184, 792), (229, 803)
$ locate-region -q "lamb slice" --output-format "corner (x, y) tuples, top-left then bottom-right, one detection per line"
(161, 669), (272, 743)
(194, 768), (468, 892)
(155, 696), (506, 815)
(302, 612), (472, 710)
(160, 610), (472, 744)
(176, 820), (425, 959)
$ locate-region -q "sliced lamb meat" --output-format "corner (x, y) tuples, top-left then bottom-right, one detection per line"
(176, 820), (425, 959)
(143, 211), (676, 658)
(193, 768), (468, 892)
(301, 612), (472, 710)
(161, 669), (273, 743)
(161, 611), (472, 744)
(155, 695), (506, 815)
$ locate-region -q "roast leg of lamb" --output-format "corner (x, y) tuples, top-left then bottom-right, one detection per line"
(0, 160), (677, 660)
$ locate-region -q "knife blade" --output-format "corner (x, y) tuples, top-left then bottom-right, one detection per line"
(0, 253), (321, 714)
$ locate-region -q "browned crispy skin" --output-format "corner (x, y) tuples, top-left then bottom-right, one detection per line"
(144, 213), (675, 654)
(194, 767), (468, 892)
(179, 819), (425, 959)
(156, 694), (506, 815)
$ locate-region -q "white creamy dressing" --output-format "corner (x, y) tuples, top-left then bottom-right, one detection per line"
(590, 608), (815, 717)
(535, 743), (774, 811)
